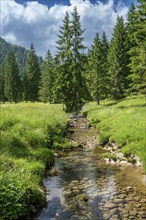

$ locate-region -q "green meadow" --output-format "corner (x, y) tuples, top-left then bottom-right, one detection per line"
(0, 103), (69, 220)
(0, 96), (145, 219)
(84, 95), (146, 171)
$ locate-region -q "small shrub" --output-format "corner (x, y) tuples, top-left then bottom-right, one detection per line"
(0, 170), (45, 220)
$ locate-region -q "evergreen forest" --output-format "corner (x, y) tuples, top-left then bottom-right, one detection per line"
(0, 1), (146, 219)
(0, 1), (146, 112)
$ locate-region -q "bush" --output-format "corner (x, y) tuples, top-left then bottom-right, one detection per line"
(0, 171), (45, 220)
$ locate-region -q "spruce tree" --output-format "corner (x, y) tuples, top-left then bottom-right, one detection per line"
(108, 16), (130, 100)
(128, 0), (146, 93)
(0, 64), (6, 102)
(101, 32), (109, 98)
(126, 3), (138, 49)
(39, 50), (55, 103)
(24, 44), (41, 101)
(87, 32), (108, 104)
(70, 6), (89, 112)
(126, 3), (138, 94)
(53, 11), (73, 110)
(4, 51), (22, 102)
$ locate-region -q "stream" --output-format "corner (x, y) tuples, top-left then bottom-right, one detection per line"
(36, 116), (146, 220)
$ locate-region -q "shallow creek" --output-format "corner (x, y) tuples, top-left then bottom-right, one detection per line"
(36, 116), (146, 220)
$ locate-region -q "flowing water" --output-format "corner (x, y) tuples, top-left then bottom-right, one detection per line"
(36, 116), (146, 220)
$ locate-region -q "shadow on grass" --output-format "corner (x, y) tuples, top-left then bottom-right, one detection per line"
(105, 99), (126, 106)
(117, 103), (146, 109)
(8, 146), (30, 158)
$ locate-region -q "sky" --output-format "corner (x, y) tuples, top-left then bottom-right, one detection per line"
(0, 0), (137, 57)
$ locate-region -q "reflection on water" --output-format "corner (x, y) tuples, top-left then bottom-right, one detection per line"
(36, 148), (120, 220)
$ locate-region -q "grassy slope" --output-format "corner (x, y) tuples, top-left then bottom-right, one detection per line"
(84, 95), (146, 171)
(0, 103), (69, 220)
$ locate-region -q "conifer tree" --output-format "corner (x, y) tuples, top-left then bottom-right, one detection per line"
(128, 0), (146, 93)
(0, 64), (6, 102)
(87, 32), (108, 104)
(126, 3), (138, 94)
(108, 16), (130, 100)
(101, 31), (109, 97)
(24, 44), (41, 101)
(126, 3), (138, 49)
(39, 50), (55, 103)
(4, 51), (22, 102)
(70, 6), (89, 112)
(53, 11), (73, 109)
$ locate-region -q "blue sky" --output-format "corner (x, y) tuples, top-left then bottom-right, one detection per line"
(15, 0), (137, 7)
(1, 0), (137, 57)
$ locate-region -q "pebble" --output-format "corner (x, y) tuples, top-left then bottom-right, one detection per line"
(53, 118), (146, 220)
(118, 194), (126, 199)
(104, 202), (117, 209)
(114, 199), (123, 204)
(103, 213), (112, 219)
(110, 215), (119, 220)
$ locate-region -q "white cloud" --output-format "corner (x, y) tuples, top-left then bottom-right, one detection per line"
(1, 0), (129, 57)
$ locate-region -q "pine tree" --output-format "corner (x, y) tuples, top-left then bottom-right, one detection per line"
(24, 44), (41, 101)
(39, 50), (55, 103)
(0, 64), (6, 102)
(108, 16), (130, 100)
(4, 51), (22, 102)
(128, 0), (146, 93)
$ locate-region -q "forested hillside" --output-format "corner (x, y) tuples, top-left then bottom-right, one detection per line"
(0, 0), (145, 110)
(0, 37), (43, 73)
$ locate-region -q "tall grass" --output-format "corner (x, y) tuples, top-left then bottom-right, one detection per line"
(84, 95), (146, 171)
(0, 102), (69, 219)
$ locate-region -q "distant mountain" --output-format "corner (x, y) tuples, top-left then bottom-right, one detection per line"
(0, 37), (43, 74)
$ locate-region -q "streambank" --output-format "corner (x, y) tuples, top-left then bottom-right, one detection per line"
(35, 115), (146, 220)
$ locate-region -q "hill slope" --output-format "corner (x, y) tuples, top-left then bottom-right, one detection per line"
(0, 37), (43, 73)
